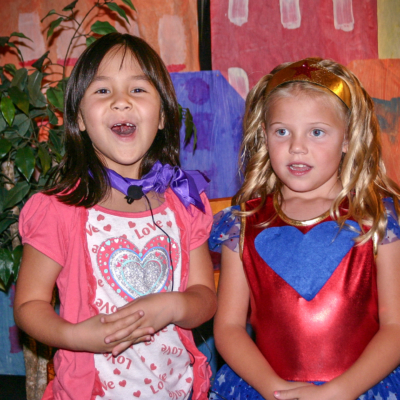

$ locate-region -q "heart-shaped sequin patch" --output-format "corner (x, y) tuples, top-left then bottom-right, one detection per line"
(97, 236), (179, 300)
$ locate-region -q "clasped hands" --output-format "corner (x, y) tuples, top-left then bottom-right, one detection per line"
(71, 292), (176, 356)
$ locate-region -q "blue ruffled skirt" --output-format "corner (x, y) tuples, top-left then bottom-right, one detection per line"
(209, 364), (400, 400)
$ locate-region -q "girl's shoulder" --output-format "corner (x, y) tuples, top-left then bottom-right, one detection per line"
(209, 205), (241, 253)
(20, 192), (84, 267)
(22, 191), (82, 218)
(20, 192), (83, 238)
(208, 195), (274, 253)
(166, 189), (213, 250)
(381, 197), (400, 245)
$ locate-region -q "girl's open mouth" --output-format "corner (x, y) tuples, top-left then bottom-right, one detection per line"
(289, 163), (311, 172)
(288, 163), (312, 175)
(111, 123), (136, 135)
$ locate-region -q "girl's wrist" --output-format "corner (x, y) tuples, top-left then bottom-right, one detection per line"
(167, 292), (185, 325)
(319, 380), (352, 400)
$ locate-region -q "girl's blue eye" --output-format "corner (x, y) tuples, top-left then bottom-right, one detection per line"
(132, 88), (145, 93)
(311, 129), (324, 137)
(276, 128), (289, 136)
(96, 89), (109, 94)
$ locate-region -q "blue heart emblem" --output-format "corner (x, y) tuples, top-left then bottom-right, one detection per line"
(254, 221), (360, 301)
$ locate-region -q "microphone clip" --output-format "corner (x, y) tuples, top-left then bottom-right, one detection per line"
(125, 185), (144, 204)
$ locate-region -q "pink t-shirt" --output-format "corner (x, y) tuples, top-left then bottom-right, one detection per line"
(19, 189), (213, 400)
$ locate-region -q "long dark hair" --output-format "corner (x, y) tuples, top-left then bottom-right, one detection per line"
(46, 33), (181, 207)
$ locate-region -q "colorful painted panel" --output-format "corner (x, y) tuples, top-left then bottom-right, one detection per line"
(348, 59), (400, 186)
(377, 0), (400, 59)
(0, 286), (24, 375)
(211, 0), (378, 96)
(171, 71), (245, 199)
(0, 0), (199, 72)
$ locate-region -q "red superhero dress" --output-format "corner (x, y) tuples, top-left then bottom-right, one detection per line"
(210, 194), (400, 400)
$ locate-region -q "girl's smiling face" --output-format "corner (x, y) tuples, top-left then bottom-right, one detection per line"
(265, 91), (348, 199)
(78, 47), (164, 178)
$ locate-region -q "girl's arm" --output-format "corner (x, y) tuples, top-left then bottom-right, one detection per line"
(14, 245), (150, 352)
(214, 246), (310, 400)
(103, 241), (217, 355)
(275, 239), (400, 400)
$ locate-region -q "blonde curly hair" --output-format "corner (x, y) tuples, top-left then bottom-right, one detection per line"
(233, 58), (400, 243)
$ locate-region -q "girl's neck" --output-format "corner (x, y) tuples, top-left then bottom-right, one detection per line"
(279, 182), (342, 221)
(98, 188), (165, 213)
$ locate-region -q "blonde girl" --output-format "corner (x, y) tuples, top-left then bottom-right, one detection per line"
(210, 58), (400, 400)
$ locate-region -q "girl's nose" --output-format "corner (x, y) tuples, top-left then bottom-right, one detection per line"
(111, 94), (132, 111)
(289, 135), (307, 154)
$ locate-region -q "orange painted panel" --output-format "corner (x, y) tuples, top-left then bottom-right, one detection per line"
(348, 59), (400, 185)
(348, 59), (400, 101)
(0, 0), (199, 72)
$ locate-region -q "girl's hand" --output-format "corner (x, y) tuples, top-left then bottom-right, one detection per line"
(102, 242), (216, 355)
(70, 311), (154, 354)
(101, 292), (177, 355)
(273, 382), (346, 400)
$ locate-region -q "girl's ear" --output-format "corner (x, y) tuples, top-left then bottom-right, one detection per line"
(158, 110), (165, 130)
(77, 111), (86, 132)
(262, 123), (268, 149)
(342, 137), (349, 153)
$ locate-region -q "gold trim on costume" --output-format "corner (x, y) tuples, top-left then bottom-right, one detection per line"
(266, 58), (352, 109)
(273, 193), (330, 227)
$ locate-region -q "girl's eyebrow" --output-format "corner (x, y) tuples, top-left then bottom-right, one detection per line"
(268, 121), (334, 127)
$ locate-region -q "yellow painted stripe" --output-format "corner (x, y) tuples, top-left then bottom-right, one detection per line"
(378, 0), (400, 59)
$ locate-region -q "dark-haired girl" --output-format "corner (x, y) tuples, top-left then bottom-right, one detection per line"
(14, 33), (216, 400)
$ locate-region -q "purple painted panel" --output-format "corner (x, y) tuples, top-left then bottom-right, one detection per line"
(171, 71), (245, 199)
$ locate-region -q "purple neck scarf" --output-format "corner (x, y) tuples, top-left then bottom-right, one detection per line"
(106, 161), (209, 212)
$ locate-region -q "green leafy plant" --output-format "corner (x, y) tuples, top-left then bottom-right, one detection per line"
(0, 0), (197, 291)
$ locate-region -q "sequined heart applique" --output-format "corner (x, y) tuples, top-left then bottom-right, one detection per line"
(97, 236), (180, 301)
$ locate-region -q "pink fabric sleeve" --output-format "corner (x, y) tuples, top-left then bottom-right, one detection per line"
(188, 192), (213, 250)
(19, 193), (72, 267)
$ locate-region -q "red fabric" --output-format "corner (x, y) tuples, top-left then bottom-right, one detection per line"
(20, 190), (213, 400)
(242, 195), (379, 382)
(211, 0), (378, 89)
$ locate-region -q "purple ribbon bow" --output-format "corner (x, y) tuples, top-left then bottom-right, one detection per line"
(106, 161), (209, 212)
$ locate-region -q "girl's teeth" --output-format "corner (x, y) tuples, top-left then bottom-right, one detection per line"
(111, 123), (136, 135)
(289, 164), (311, 171)
(290, 164), (307, 168)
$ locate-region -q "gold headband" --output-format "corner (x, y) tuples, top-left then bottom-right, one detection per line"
(265, 58), (352, 109)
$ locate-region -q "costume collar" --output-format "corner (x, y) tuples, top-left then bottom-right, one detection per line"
(106, 161), (209, 212)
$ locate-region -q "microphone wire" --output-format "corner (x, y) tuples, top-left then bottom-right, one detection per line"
(143, 193), (175, 292)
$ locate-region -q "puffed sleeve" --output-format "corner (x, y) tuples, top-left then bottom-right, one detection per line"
(208, 205), (241, 253)
(381, 197), (400, 245)
(189, 192), (214, 250)
(19, 193), (73, 266)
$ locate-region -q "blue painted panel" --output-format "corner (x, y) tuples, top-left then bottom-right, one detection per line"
(171, 71), (245, 199)
(0, 286), (25, 375)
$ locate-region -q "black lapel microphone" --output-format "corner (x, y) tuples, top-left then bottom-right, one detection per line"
(125, 185), (144, 204)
